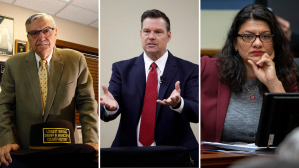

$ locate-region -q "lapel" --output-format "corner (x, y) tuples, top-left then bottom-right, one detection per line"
(133, 53), (146, 105)
(25, 50), (44, 116)
(156, 52), (178, 118)
(215, 80), (231, 142)
(43, 47), (64, 121)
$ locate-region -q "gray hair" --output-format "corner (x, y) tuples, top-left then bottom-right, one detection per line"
(25, 13), (56, 32)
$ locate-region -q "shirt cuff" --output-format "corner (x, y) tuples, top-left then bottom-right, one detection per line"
(170, 97), (184, 114)
(104, 104), (119, 117)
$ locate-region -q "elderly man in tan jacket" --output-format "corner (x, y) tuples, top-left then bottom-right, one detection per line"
(0, 13), (98, 167)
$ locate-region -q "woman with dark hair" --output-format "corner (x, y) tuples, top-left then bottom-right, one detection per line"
(201, 4), (299, 144)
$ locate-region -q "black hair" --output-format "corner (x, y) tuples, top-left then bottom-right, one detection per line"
(141, 9), (170, 32)
(218, 4), (298, 94)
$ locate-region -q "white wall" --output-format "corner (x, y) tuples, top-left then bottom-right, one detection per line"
(201, 10), (239, 50)
(0, 2), (98, 62)
(100, 0), (199, 147)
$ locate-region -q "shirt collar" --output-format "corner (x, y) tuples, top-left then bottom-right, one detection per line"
(35, 50), (53, 68)
(143, 50), (168, 74)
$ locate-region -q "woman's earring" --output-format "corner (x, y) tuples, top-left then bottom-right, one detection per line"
(234, 47), (238, 51)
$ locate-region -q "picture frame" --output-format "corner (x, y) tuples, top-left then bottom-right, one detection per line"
(0, 61), (5, 85)
(0, 15), (14, 56)
(15, 39), (29, 54)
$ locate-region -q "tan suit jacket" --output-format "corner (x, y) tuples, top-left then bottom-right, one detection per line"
(0, 47), (98, 148)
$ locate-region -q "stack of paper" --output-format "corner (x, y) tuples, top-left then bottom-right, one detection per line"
(201, 141), (276, 154)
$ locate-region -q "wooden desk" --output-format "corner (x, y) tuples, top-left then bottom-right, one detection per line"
(201, 151), (253, 168)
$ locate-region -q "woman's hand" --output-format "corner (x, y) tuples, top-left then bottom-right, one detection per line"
(248, 52), (285, 93)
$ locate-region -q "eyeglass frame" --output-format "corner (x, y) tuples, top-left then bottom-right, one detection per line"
(237, 33), (274, 43)
(27, 27), (56, 38)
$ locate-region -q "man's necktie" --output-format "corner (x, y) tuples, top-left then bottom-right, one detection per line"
(139, 62), (158, 146)
(39, 60), (48, 111)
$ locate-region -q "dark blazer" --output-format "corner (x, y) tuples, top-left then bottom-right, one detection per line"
(0, 48), (98, 149)
(201, 56), (298, 143)
(100, 51), (199, 151)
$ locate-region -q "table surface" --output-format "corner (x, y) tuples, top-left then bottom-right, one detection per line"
(201, 151), (273, 168)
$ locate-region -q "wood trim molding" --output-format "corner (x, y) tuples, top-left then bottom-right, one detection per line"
(56, 39), (98, 55)
(201, 49), (220, 57)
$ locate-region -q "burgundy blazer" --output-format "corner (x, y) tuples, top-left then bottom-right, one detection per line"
(201, 56), (298, 143)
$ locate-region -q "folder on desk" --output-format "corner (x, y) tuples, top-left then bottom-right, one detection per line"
(201, 142), (276, 154)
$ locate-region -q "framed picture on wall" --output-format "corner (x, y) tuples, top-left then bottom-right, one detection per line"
(15, 39), (29, 54)
(0, 15), (14, 56)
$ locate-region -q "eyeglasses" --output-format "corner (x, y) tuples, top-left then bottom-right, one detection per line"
(27, 27), (55, 38)
(237, 33), (274, 43)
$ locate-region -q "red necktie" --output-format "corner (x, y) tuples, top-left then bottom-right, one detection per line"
(139, 62), (158, 146)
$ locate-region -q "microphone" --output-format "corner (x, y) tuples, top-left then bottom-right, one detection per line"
(160, 76), (165, 83)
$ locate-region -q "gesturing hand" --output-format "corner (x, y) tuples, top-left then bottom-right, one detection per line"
(157, 81), (181, 108)
(100, 84), (118, 111)
(0, 144), (20, 167)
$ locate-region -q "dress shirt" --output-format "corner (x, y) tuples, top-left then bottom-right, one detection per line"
(104, 50), (184, 146)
